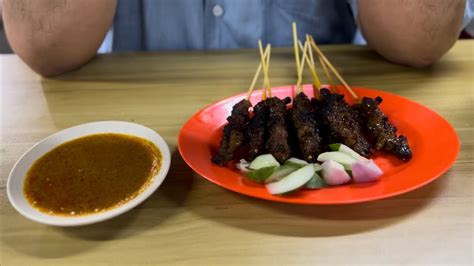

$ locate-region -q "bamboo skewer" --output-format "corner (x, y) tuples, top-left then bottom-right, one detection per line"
(258, 41), (272, 100)
(298, 41), (318, 82)
(265, 44), (272, 97)
(298, 40), (321, 96)
(308, 36), (359, 101)
(306, 35), (334, 92)
(307, 40), (320, 97)
(258, 41), (270, 90)
(246, 45), (270, 100)
(258, 41), (267, 100)
(292, 22), (302, 92)
(296, 41), (309, 94)
(306, 39), (315, 67)
(318, 56), (335, 91)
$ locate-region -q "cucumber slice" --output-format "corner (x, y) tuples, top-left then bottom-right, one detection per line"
(304, 172), (327, 189)
(249, 154), (280, 170)
(329, 143), (368, 162)
(265, 164), (315, 195)
(317, 151), (358, 170)
(284, 158), (309, 168)
(265, 165), (299, 183)
(328, 143), (341, 151)
(245, 166), (277, 183)
(286, 157), (309, 165)
(313, 163), (323, 172)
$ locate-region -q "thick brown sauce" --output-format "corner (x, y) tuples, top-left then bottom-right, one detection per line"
(24, 133), (162, 216)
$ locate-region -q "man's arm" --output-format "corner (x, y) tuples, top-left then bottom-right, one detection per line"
(357, 0), (465, 67)
(3, 0), (117, 76)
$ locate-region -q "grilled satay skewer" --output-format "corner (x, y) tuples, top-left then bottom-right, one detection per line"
(307, 36), (369, 157)
(248, 99), (269, 160)
(290, 24), (324, 161)
(309, 36), (412, 161)
(266, 96), (292, 163)
(241, 38), (292, 163)
(318, 88), (371, 157)
(248, 42), (294, 162)
(355, 97), (412, 161)
(211, 99), (252, 166)
(212, 46), (270, 166)
(291, 92), (323, 162)
(306, 35), (369, 156)
(247, 42), (271, 160)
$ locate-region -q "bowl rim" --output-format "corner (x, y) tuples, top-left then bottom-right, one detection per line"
(7, 121), (171, 227)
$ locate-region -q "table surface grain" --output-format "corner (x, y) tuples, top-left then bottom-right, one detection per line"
(1, 41), (473, 266)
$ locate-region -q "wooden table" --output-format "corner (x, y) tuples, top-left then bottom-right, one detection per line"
(1, 41), (473, 265)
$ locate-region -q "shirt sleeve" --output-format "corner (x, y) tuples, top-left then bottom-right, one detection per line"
(346, 0), (366, 45)
(98, 27), (114, 54)
(347, 0), (474, 45)
(463, 0), (474, 28)
(463, 0), (474, 35)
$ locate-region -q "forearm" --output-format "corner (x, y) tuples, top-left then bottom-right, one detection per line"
(358, 0), (465, 67)
(3, 0), (116, 76)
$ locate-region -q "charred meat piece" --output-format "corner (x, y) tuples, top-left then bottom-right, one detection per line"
(266, 97), (292, 163)
(211, 99), (251, 166)
(355, 96), (412, 161)
(286, 108), (299, 158)
(312, 98), (334, 146)
(247, 100), (269, 161)
(319, 89), (371, 157)
(291, 92), (323, 162)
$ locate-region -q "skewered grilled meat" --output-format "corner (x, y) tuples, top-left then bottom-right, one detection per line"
(355, 97), (412, 161)
(211, 99), (251, 166)
(319, 88), (371, 157)
(266, 97), (292, 163)
(248, 100), (269, 161)
(291, 92), (323, 162)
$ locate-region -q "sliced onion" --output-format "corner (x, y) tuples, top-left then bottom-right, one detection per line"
(352, 160), (383, 183)
(321, 160), (351, 186)
(236, 159), (250, 173)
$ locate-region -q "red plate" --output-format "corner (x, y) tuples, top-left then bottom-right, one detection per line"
(178, 85), (459, 204)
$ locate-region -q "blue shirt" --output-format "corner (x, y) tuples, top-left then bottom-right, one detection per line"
(108, 0), (357, 52)
(100, 0), (474, 53)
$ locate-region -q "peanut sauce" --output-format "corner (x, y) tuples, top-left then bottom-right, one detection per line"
(23, 133), (162, 216)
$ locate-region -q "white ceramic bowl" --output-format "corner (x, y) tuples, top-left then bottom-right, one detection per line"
(7, 121), (171, 227)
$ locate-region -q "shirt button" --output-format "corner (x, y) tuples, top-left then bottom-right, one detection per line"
(212, 4), (224, 17)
